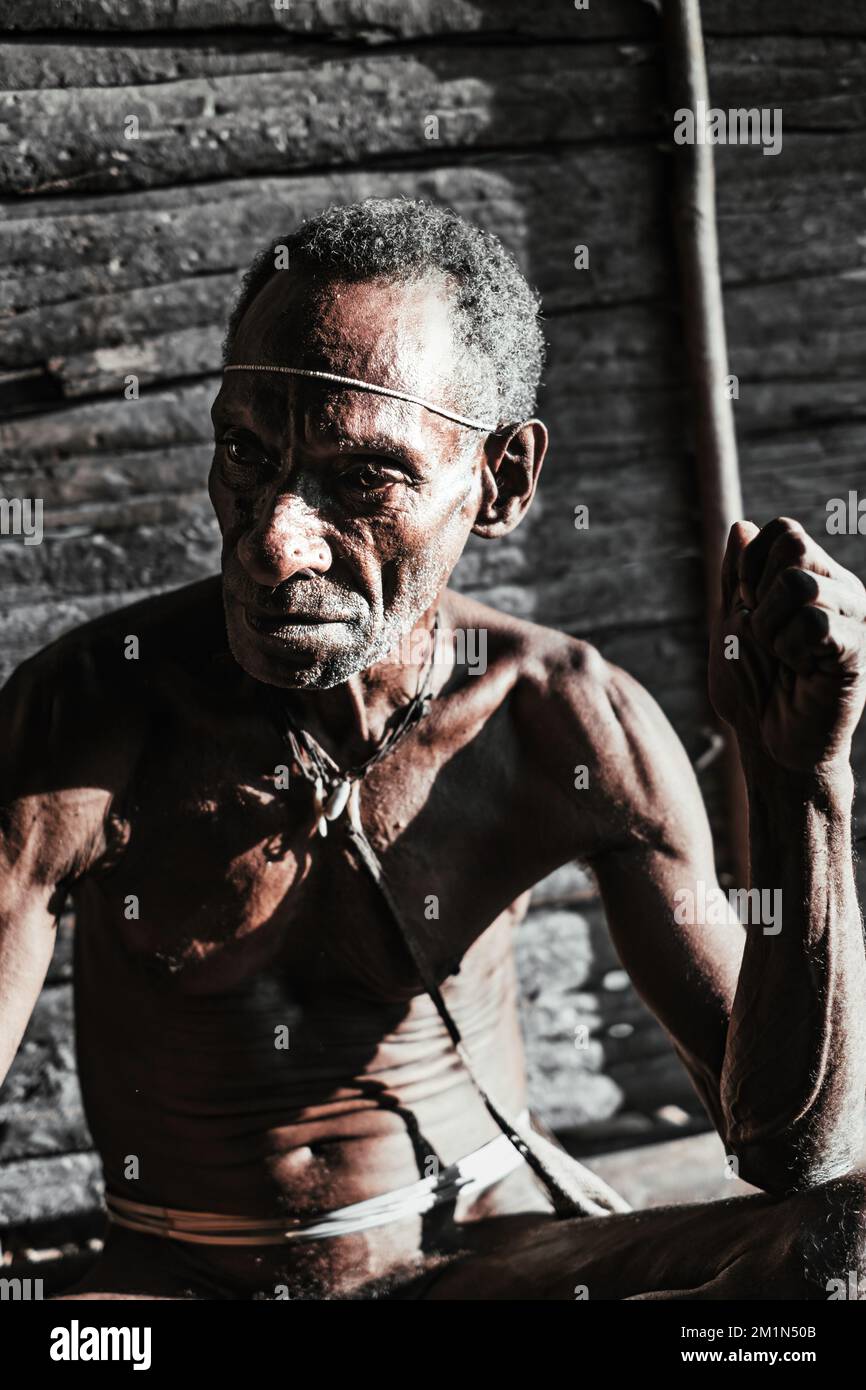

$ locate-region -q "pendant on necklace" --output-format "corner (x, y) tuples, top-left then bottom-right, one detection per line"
(312, 777), (353, 837)
(324, 779), (352, 822)
(313, 778), (328, 838)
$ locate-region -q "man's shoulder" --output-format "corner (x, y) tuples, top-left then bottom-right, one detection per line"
(467, 599), (703, 847)
(0, 578), (229, 876)
(7, 576), (225, 693)
(2, 576), (228, 753)
(506, 616), (630, 748)
(446, 592), (620, 713)
(447, 591), (642, 760)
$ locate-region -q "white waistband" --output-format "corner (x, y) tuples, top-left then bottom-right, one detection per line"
(298, 1110), (530, 1238)
(105, 1111), (530, 1245)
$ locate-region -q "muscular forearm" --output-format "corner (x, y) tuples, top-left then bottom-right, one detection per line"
(721, 747), (866, 1191)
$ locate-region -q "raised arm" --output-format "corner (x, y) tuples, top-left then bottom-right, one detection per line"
(582, 652), (865, 1193)
(563, 654), (745, 1148)
(520, 638), (744, 1148)
(707, 517), (866, 1191)
(523, 517), (866, 1194)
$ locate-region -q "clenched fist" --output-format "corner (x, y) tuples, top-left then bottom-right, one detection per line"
(709, 517), (866, 773)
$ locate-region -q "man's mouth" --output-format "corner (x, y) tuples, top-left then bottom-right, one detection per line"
(242, 605), (349, 638)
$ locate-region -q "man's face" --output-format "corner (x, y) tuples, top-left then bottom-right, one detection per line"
(209, 271), (487, 690)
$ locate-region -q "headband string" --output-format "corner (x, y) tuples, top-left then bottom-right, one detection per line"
(222, 365), (497, 432)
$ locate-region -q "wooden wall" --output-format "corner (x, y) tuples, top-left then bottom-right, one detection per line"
(2, 0), (866, 1276)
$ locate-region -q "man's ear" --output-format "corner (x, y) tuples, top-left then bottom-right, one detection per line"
(471, 419), (548, 539)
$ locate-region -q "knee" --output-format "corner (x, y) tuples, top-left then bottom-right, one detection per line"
(794, 1172), (866, 1300)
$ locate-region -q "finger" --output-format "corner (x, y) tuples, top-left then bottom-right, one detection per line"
(739, 517), (793, 608)
(773, 609), (863, 677)
(750, 570), (864, 648)
(721, 520), (760, 612)
(750, 517), (865, 606)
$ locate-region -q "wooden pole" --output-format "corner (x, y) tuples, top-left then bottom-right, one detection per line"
(662, 0), (750, 888)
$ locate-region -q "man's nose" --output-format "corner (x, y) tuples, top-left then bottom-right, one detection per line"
(236, 494), (333, 586)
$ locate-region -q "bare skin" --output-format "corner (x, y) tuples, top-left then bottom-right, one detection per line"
(2, 269), (866, 1300)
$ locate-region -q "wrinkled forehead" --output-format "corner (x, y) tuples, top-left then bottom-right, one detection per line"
(214, 370), (454, 458)
(231, 270), (460, 404)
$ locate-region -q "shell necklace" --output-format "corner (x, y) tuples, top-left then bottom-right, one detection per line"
(267, 613), (440, 837)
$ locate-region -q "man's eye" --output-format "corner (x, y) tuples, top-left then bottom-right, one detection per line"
(343, 461), (402, 493)
(224, 439), (264, 468)
(217, 437), (273, 486)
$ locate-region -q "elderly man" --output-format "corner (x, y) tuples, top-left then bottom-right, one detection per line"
(2, 199), (866, 1301)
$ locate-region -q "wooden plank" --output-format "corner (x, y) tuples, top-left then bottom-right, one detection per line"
(0, 0), (653, 40)
(0, 1153), (102, 1229)
(715, 134), (866, 286)
(0, 151), (672, 354)
(0, 444), (213, 507)
(0, 488), (217, 600)
(1, 0), (863, 39)
(5, 127), (864, 332)
(0, 382), (214, 458)
(704, 35), (866, 132)
(1, 32), (862, 198)
(0, 44), (663, 197)
(702, 1), (866, 38)
(726, 274), (866, 384)
(3, 132), (863, 384)
(0, 37), (361, 91)
(736, 428), (866, 584)
(4, 30), (864, 122)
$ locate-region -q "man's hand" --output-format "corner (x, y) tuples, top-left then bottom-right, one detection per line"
(709, 516), (866, 773)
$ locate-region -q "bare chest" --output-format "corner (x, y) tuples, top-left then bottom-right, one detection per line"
(86, 700), (539, 998)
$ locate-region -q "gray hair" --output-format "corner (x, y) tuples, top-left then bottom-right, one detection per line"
(222, 198), (546, 428)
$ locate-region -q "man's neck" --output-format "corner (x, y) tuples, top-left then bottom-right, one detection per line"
(271, 593), (449, 767)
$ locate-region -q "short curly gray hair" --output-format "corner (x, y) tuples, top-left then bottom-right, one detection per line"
(223, 198), (546, 428)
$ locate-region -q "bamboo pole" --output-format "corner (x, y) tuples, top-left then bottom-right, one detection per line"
(662, 0), (750, 888)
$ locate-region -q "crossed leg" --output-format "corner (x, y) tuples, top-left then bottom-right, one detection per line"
(53, 1172), (866, 1301)
(420, 1171), (866, 1300)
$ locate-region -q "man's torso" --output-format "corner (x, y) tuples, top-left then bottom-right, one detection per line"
(16, 576), (613, 1294)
